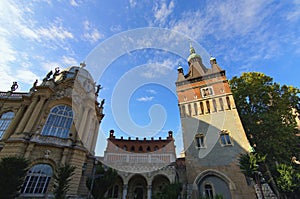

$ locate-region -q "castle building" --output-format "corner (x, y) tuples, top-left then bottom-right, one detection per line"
(175, 45), (255, 198)
(0, 46), (256, 199)
(0, 66), (104, 198)
(102, 130), (178, 199)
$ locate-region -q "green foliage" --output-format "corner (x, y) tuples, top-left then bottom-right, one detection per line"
(53, 164), (76, 199)
(0, 156), (29, 199)
(153, 182), (182, 199)
(86, 164), (118, 199)
(276, 164), (300, 194)
(238, 153), (266, 179)
(230, 72), (300, 197)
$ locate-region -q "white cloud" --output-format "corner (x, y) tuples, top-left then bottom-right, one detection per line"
(62, 56), (78, 66)
(70, 0), (79, 7)
(146, 89), (157, 94)
(153, 0), (175, 24)
(141, 58), (177, 78)
(37, 23), (74, 41)
(129, 0), (137, 8)
(286, 0), (300, 21)
(137, 96), (154, 102)
(82, 20), (104, 44)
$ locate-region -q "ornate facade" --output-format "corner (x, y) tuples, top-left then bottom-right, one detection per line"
(0, 66), (104, 198)
(0, 46), (257, 199)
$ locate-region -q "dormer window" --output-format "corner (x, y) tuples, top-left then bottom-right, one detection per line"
(201, 87), (214, 98)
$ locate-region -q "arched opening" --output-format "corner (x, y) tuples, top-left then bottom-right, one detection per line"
(107, 175), (123, 199)
(152, 175), (170, 198)
(195, 170), (233, 199)
(128, 174), (148, 199)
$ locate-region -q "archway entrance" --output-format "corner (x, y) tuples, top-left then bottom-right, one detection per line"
(128, 174), (147, 199)
(152, 175), (170, 198)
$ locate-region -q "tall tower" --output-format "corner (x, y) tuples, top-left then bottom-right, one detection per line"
(176, 45), (255, 199)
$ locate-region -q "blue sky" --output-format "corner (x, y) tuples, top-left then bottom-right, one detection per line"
(1, 0), (300, 156)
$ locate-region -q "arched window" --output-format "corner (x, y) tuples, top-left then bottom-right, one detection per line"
(138, 146), (143, 152)
(204, 184), (214, 199)
(41, 105), (73, 138)
(0, 111), (14, 139)
(146, 146), (151, 152)
(130, 146), (135, 152)
(154, 146), (159, 151)
(21, 164), (53, 195)
(123, 145), (127, 151)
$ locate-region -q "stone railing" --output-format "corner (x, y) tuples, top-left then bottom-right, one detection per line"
(104, 152), (176, 164)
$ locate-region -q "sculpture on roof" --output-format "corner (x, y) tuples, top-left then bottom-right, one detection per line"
(53, 67), (60, 78)
(95, 84), (103, 95)
(30, 79), (38, 92)
(43, 70), (53, 82)
(10, 81), (18, 92)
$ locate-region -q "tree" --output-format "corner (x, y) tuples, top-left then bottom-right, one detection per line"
(0, 156), (29, 199)
(86, 164), (118, 199)
(154, 182), (182, 199)
(239, 153), (266, 199)
(230, 72), (300, 197)
(53, 164), (76, 199)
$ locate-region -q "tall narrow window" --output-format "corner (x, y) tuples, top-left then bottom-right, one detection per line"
(212, 99), (217, 112)
(206, 101), (210, 113)
(181, 105), (186, 117)
(226, 96), (231, 110)
(204, 184), (214, 199)
(21, 164), (53, 195)
(195, 134), (205, 148)
(220, 130), (232, 146)
(194, 103), (198, 115)
(0, 111), (14, 139)
(200, 102), (204, 114)
(41, 105), (73, 138)
(188, 104), (192, 116)
(219, 98), (224, 111)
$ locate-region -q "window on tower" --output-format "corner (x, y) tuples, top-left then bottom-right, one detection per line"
(195, 133), (206, 148)
(0, 111), (14, 139)
(41, 105), (73, 138)
(201, 86), (214, 98)
(220, 130), (232, 146)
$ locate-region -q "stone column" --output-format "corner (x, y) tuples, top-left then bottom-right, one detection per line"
(24, 96), (46, 133)
(122, 184), (128, 199)
(15, 97), (38, 133)
(147, 185), (152, 199)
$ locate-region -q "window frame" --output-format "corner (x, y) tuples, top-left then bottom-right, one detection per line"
(21, 164), (53, 196)
(0, 111), (15, 139)
(41, 105), (73, 138)
(219, 130), (233, 146)
(201, 86), (214, 98)
(195, 133), (206, 149)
